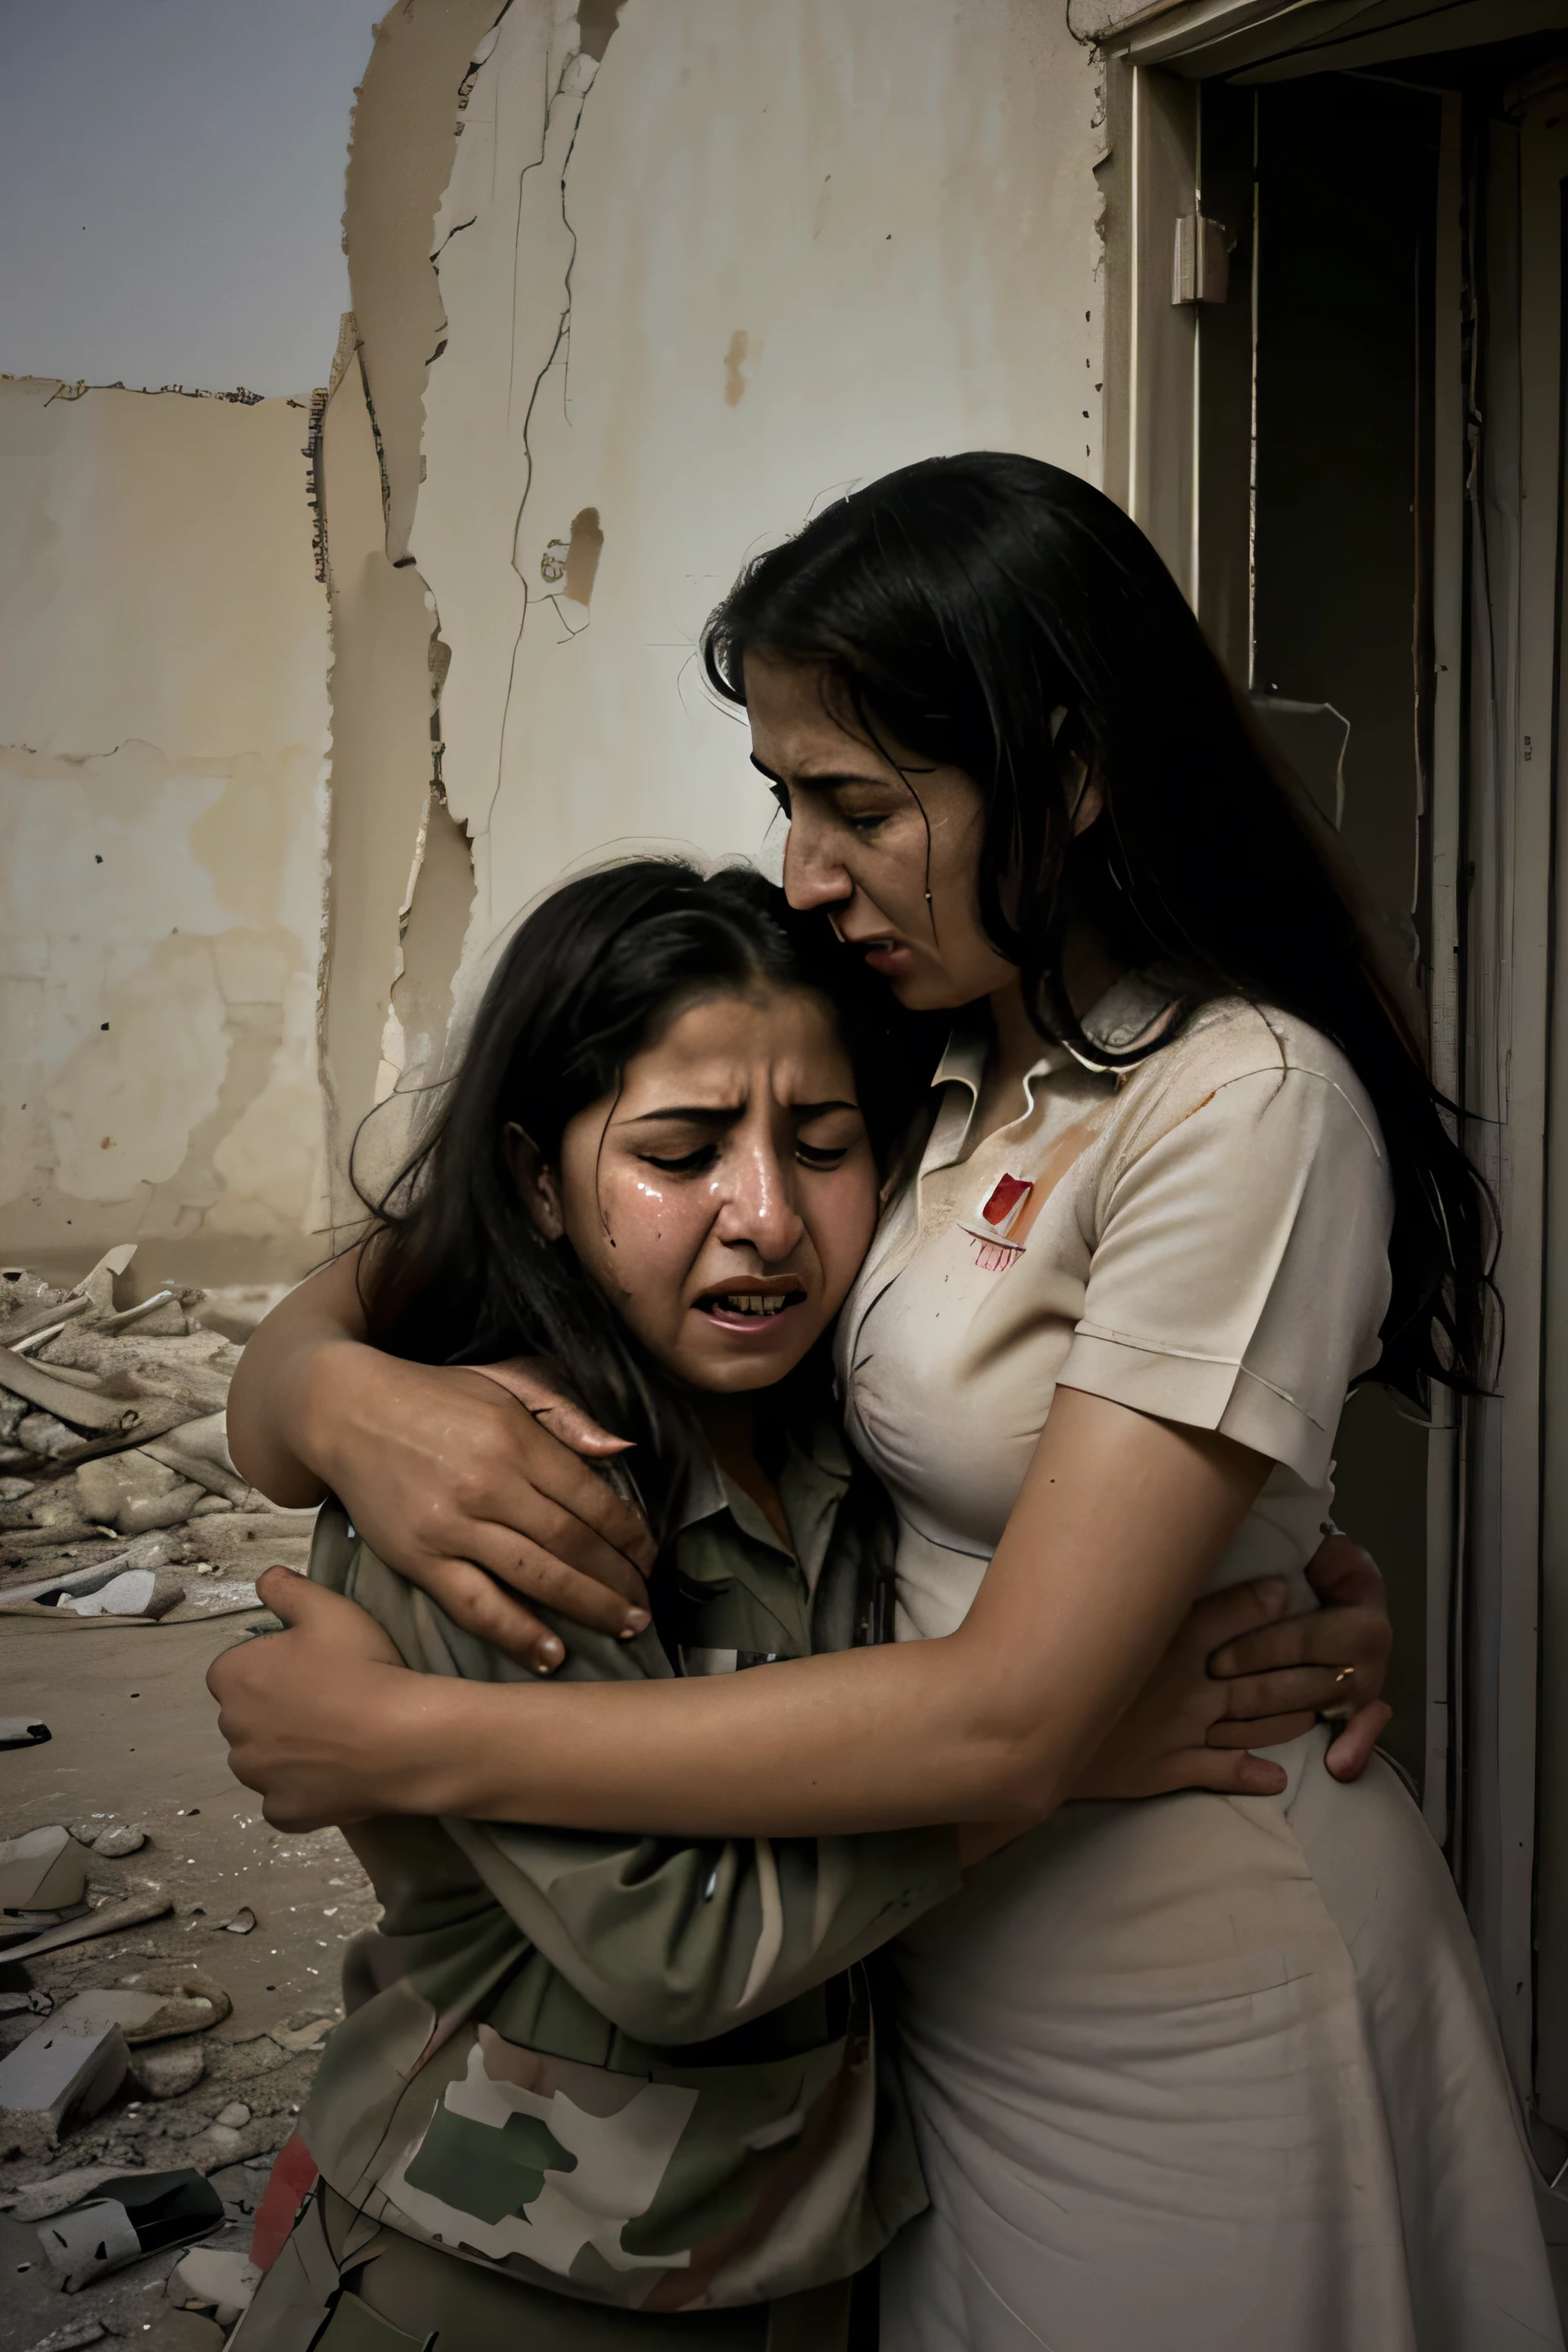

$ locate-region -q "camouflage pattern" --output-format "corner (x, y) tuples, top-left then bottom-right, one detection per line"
(296, 1420), (961, 2316)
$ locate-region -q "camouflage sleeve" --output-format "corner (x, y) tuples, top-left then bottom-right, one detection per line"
(310, 1509), (962, 2047)
(441, 1810), (961, 2047)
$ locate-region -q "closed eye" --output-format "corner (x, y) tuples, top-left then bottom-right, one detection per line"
(797, 1142), (850, 1169)
(639, 1144), (720, 1175)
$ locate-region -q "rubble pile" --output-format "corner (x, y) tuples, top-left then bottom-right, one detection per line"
(0, 1246), (314, 1624)
(0, 1810), (379, 2348)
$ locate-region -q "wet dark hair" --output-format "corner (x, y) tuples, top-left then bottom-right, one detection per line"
(702, 451), (1493, 1400)
(357, 858), (937, 1527)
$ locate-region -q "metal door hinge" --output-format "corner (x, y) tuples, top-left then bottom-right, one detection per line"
(1173, 213), (1233, 305)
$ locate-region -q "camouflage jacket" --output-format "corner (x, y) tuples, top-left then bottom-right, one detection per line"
(297, 1418), (961, 2314)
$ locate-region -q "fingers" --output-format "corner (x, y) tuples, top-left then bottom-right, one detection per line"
(1208, 1665), (1361, 1721)
(1209, 1604), (1391, 1681)
(408, 1555), (579, 1672)
(254, 1565), (319, 1628)
(464, 1472), (654, 1604)
(1172, 1748), (1289, 1797)
(1205, 1710), (1317, 1749)
(467, 1361), (635, 1457)
(1325, 1700), (1392, 1781)
(466, 1405), (657, 1577)
(465, 1525), (650, 1638)
(1303, 1534), (1388, 1612)
(1185, 1576), (1290, 1658)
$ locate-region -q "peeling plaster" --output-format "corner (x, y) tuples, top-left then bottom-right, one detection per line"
(310, 0), (502, 1232)
(408, 0), (1103, 1014)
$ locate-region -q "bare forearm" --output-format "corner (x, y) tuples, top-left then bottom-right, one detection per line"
(379, 1634), (1071, 1834)
(227, 1255), (369, 1506)
(354, 1393), (1265, 1838)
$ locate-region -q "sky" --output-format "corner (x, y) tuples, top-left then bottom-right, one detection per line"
(0, 0), (385, 396)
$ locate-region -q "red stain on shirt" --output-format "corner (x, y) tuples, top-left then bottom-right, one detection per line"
(982, 1174), (1032, 1228)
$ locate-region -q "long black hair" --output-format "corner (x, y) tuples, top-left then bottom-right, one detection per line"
(357, 858), (937, 1526)
(702, 452), (1493, 1401)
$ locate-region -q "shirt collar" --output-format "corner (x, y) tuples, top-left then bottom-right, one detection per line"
(929, 967), (1189, 1098)
(666, 1413), (853, 1557)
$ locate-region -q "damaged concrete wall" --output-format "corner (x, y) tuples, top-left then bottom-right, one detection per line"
(334, 0), (1104, 1082)
(314, 0), (501, 1219)
(0, 382), (332, 1285)
(3, 0), (1108, 1267)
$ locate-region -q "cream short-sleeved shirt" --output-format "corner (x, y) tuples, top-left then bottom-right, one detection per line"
(837, 977), (1395, 1642)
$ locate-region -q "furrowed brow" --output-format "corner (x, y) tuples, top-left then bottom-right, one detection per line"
(746, 752), (904, 792)
(623, 1103), (743, 1129)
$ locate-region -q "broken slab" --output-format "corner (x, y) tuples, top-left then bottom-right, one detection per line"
(0, 1826), (88, 1913)
(51, 1988), (167, 2040)
(0, 1893), (173, 1963)
(35, 2166), (223, 2291)
(0, 2020), (127, 2137)
(54, 1970), (229, 2047)
(2, 2164), (148, 2224)
(167, 2244), (261, 2326)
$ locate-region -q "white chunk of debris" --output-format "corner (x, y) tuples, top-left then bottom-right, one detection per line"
(167, 2245), (261, 2326)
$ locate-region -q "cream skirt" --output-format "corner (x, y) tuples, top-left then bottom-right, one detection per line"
(881, 1731), (1562, 2351)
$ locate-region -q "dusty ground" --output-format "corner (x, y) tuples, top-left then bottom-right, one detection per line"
(0, 1610), (378, 2351)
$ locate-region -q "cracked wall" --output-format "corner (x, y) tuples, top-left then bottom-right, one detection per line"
(0, 380), (332, 1284)
(314, 0), (497, 1224)
(385, 0), (1102, 1023)
(2, 0), (1107, 1277)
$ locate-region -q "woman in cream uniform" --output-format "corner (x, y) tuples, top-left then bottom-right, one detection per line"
(214, 457), (1560, 2350)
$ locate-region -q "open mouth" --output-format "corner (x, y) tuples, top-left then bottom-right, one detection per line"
(695, 1284), (808, 1329)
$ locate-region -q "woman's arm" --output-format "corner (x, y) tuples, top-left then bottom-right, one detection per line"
(213, 1387), (1279, 1836)
(226, 1253), (655, 1668)
(229, 1274), (1393, 1746)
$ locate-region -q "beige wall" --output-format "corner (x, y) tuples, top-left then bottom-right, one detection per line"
(406, 0), (1106, 1033)
(0, 381), (332, 1282)
(2, 0), (1111, 1272)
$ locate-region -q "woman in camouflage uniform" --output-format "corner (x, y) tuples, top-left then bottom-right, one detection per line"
(223, 858), (1386, 2350)
(218, 459), (1553, 2350)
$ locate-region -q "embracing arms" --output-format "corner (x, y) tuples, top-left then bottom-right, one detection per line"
(226, 1249), (655, 1664)
(216, 1383), (1388, 1837)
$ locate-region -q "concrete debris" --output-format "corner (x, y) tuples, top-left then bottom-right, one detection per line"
(0, 2021), (128, 2139)
(0, 1250), (316, 1619)
(207, 2160), (273, 2214)
(51, 1989), (166, 2040)
(0, 1827), (90, 1913)
(167, 2243), (261, 2325)
(18, 2323), (109, 2352)
(52, 1972), (229, 2047)
(2, 2164), (138, 2223)
(36, 2164), (224, 2291)
(0, 1990), (52, 2019)
(212, 2102), (250, 2130)
(0, 1894), (174, 1965)
(90, 1823), (147, 1858)
(0, 1715), (51, 1747)
(129, 2037), (206, 2100)
(265, 2011), (335, 2053)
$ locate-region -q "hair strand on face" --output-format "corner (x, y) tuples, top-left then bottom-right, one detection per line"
(350, 858), (943, 1535)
